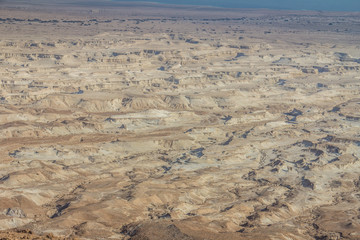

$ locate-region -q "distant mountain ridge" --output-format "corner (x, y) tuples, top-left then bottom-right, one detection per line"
(112, 0), (360, 12)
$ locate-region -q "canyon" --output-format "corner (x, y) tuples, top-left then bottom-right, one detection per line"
(0, 1), (360, 239)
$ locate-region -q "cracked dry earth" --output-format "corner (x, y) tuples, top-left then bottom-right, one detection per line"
(1, 1), (360, 239)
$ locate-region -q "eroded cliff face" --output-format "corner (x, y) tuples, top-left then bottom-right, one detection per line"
(0, 2), (360, 239)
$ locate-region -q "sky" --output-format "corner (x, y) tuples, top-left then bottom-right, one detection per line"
(113, 0), (360, 12)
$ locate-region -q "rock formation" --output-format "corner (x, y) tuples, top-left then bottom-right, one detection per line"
(0, 1), (360, 239)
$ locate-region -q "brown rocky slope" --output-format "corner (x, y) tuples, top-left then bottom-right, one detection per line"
(0, 1), (360, 239)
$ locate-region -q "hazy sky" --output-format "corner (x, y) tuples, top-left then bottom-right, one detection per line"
(114, 0), (360, 11)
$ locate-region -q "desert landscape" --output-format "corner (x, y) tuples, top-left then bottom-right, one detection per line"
(0, 1), (360, 239)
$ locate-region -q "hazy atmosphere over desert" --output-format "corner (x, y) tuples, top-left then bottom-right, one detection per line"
(0, 0), (360, 239)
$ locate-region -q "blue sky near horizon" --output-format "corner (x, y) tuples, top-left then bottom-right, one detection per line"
(113, 0), (360, 11)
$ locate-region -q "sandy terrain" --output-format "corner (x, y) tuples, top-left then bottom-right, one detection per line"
(0, 1), (360, 239)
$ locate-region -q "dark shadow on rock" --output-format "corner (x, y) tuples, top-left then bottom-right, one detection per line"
(121, 222), (194, 240)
